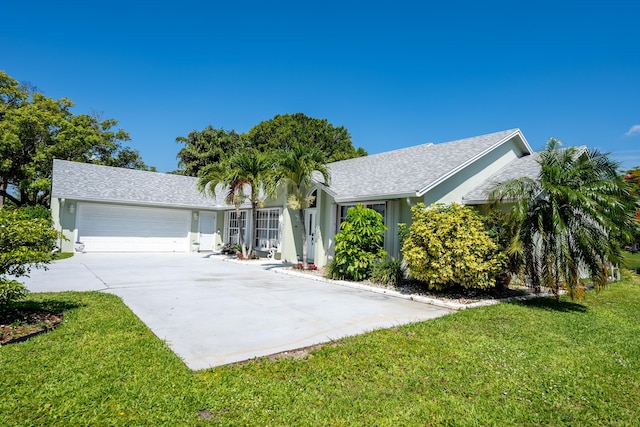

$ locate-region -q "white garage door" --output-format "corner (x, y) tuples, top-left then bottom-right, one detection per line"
(76, 203), (191, 252)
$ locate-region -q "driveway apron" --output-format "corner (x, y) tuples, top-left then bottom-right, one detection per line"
(22, 253), (452, 370)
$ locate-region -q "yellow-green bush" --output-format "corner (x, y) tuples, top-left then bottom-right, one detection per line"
(402, 203), (505, 290)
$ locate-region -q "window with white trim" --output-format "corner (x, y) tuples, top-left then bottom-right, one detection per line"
(255, 208), (281, 249)
(225, 210), (247, 245)
(339, 202), (386, 225)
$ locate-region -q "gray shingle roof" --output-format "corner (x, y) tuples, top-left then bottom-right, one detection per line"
(52, 129), (535, 208)
(461, 145), (591, 204)
(51, 159), (227, 208)
(319, 129), (531, 202)
(462, 153), (541, 204)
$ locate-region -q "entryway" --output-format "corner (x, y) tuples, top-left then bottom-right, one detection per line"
(304, 208), (316, 262)
(198, 211), (217, 251)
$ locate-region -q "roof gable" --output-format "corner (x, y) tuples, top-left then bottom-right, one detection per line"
(320, 129), (532, 202)
(462, 153), (540, 204)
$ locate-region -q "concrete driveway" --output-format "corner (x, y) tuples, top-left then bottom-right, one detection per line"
(21, 253), (452, 370)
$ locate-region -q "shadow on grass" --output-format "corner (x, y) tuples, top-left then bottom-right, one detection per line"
(508, 297), (588, 313)
(7, 298), (84, 314)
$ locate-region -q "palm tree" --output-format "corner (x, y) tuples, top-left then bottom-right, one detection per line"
(198, 149), (275, 259)
(274, 143), (330, 268)
(490, 139), (637, 301)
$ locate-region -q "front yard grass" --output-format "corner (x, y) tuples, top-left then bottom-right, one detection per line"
(2, 272), (639, 426)
(623, 251), (640, 270)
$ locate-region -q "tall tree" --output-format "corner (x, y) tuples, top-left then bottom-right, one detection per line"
(623, 167), (640, 245)
(490, 139), (637, 301)
(0, 70), (151, 207)
(175, 126), (244, 176)
(247, 112), (367, 162)
(198, 149), (275, 259)
(274, 143), (330, 268)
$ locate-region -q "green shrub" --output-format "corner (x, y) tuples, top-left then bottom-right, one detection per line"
(371, 258), (406, 287)
(332, 204), (387, 281)
(0, 278), (29, 306)
(0, 206), (59, 307)
(402, 203), (506, 290)
(324, 259), (341, 280)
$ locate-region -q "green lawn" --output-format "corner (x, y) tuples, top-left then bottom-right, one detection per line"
(2, 273), (640, 426)
(52, 252), (74, 261)
(623, 251), (640, 270)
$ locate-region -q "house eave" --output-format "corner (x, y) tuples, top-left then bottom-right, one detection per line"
(51, 194), (229, 210)
(333, 192), (417, 204)
(461, 198), (490, 205)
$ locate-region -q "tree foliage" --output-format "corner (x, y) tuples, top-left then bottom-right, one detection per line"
(0, 70), (151, 207)
(0, 206), (59, 307)
(273, 143), (330, 267)
(490, 139), (638, 301)
(623, 167), (640, 196)
(248, 112), (367, 162)
(174, 126), (244, 176)
(623, 167), (640, 224)
(198, 149), (275, 258)
(402, 203), (505, 290)
(330, 204), (387, 281)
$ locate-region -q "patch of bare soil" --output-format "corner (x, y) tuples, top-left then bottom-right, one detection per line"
(0, 309), (63, 345)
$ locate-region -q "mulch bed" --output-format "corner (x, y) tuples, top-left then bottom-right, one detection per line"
(289, 266), (534, 305)
(0, 309), (63, 345)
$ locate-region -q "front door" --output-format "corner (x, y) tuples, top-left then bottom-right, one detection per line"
(304, 208), (316, 262)
(199, 211), (216, 251)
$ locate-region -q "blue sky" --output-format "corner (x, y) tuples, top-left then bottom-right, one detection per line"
(2, 1), (639, 172)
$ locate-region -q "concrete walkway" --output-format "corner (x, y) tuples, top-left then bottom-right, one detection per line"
(21, 253), (452, 370)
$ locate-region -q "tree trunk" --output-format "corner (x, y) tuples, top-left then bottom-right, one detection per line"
(299, 207), (308, 268)
(236, 204), (247, 259)
(248, 199), (258, 259)
(0, 182), (21, 206)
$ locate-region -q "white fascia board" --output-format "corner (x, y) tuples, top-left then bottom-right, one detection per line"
(517, 130), (534, 154)
(316, 183), (337, 198)
(54, 195), (227, 210)
(416, 129), (529, 197)
(461, 198), (489, 205)
(333, 192), (417, 204)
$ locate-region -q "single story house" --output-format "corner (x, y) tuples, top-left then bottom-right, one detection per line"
(51, 128), (535, 266)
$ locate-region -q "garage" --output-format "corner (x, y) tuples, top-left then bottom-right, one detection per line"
(76, 203), (191, 252)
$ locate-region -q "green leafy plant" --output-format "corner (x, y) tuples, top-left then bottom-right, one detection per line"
(490, 140), (638, 300)
(331, 204), (387, 281)
(0, 206), (59, 307)
(371, 258), (406, 287)
(402, 203), (506, 290)
(0, 278), (29, 306)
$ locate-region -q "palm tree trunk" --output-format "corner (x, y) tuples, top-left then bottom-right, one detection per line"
(236, 204), (247, 259)
(248, 198), (259, 259)
(299, 207), (308, 268)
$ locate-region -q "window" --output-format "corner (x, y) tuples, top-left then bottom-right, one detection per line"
(255, 208), (281, 249)
(225, 210), (247, 245)
(339, 202), (386, 225)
